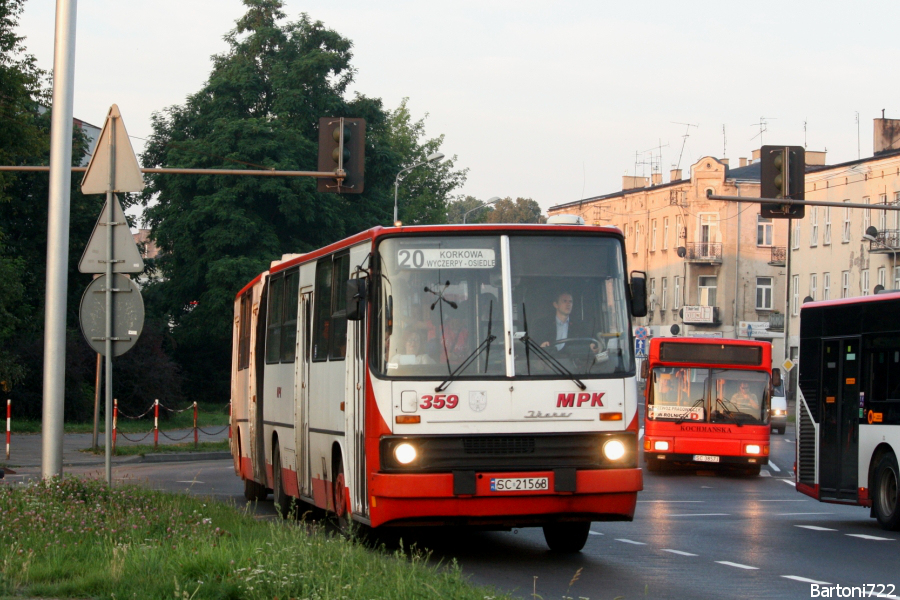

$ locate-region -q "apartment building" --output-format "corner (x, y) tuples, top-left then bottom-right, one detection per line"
(548, 155), (791, 368)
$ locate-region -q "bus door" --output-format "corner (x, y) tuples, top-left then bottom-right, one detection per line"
(250, 280), (269, 485)
(819, 337), (860, 501)
(295, 290), (312, 498)
(344, 274), (368, 518)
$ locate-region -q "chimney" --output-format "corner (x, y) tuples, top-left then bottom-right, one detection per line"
(874, 118), (900, 154)
(752, 149), (761, 162)
(805, 150), (827, 166)
(670, 169), (682, 181)
(622, 176), (649, 190)
(739, 157), (747, 167)
(720, 158), (729, 166)
(651, 173), (662, 185)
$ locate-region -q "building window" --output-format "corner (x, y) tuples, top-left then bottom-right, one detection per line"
(878, 267), (886, 289)
(792, 220), (800, 250)
(823, 272), (831, 301)
(649, 278), (657, 311)
(823, 207), (831, 245)
(842, 200), (851, 243)
(757, 215), (773, 246)
(663, 218), (670, 249)
(661, 278), (668, 310)
(880, 194), (888, 232)
(698, 276), (717, 307)
(809, 207), (818, 247)
(651, 219), (657, 251)
(841, 270), (850, 299)
(809, 273), (817, 302)
(676, 215), (684, 242)
(674, 276), (682, 309)
(756, 277), (773, 310)
(862, 269), (870, 296)
(863, 196), (871, 235)
(791, 274), (800, 316)
(895, 266), (900, 290)
(633, 221), (640, 253)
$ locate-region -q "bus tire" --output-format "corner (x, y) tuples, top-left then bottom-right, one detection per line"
(873, 452), (900, 531)
(745, 465), (761, 476)
(542, 522), (591, 552)
(244, 477), (267, 502)
(333, 457), (350, 534)
(272, 440), (292, 518)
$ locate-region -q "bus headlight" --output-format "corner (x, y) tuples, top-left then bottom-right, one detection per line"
(603, 439), (626, 461)
(653, 440), (670, 451)
(394, 443), (418, 465)
(745, 444), (761, 455)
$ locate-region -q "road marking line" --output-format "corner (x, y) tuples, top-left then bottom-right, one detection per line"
(588, 531), (603, 536)
(615, 538), (646, 545)
(716, 561), (758, 570)
(662, 549), (698, 556)
(176, 480), (206, 484)
(784, 439), (794, 443)
(782, 575), (831, 585)
(669, 513), (729, 517)
(637, 500), (703, 503)
(780, 479), (797, 487)
(845, 534), (896, 541)
(768, 460), (781, 472)
(760, 470), (772, 477)
(795, 525), (836, 531)
(778, 512), (833, 516)
(758, 499), (808, 502)
(638, 427), (644, 440)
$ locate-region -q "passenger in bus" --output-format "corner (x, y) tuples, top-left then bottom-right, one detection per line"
(534, 291), (594, 352)
(730, 381), (760, 411)
(655, 373), (679, 406)
(390, 330), (436, 365)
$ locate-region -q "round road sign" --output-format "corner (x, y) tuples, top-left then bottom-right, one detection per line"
(79, 274), (144, 356)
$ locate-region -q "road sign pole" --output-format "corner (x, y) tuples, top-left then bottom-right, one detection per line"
(104, 116), (116, 485)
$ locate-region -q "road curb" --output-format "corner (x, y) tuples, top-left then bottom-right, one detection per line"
(141, 451), (232, 463)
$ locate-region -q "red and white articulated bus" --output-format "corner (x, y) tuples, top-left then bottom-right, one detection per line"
(642, 338), (776, 475)
(230, 221), (648, 552)
(795, 291), (900, 530)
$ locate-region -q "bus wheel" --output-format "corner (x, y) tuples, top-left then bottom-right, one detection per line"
(244, 477), (267, 502)
(272, 441), (292, 518)
(745, 465), (761, 476)
(333, 459), (350, 534)
(542, 522), (590, 553)
(873, 452), (900, 530)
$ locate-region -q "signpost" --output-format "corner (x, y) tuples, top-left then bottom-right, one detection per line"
(77, 105), (145, 484)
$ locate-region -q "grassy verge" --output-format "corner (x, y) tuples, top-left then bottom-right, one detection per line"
(80, 440), (231, 457)
(11, 402), (230, 434)
(0, 477), (511, 600)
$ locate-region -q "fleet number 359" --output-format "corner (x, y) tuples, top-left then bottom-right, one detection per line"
(420, 394), (459, 409)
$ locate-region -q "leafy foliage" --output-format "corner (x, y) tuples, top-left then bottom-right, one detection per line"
(486, 197), (547, 224)
(140, 0), (464, 402)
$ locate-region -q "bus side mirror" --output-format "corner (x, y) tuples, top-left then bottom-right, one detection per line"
(772, 369), (782, 387)
(640, 360), (649, 379)
(346, 278), (367, 321)
(630, 271), (648, 317)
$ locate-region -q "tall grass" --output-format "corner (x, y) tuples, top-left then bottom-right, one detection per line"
(0, 477), (510, 599)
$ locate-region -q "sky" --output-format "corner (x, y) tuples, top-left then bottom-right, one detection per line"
(16, 0), (900, 216)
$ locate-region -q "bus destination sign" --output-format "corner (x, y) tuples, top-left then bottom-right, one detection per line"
(398, 248), (496, 269)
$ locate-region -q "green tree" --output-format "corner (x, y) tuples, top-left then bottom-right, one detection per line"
(140, 0), (463, 402)
(486, 197), (547, 224)
(447, 195), (492, 224)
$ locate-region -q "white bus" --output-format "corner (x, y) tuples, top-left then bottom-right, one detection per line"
(231, 221), (647, 551)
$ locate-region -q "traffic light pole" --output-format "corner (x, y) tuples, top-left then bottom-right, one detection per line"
(707, 192), (900, 212)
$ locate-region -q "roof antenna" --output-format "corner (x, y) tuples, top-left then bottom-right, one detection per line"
(672, 122), (698, 172)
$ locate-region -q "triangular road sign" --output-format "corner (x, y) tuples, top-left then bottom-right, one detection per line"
(81, 104), (144, 194)
(78, 194), (145, 274)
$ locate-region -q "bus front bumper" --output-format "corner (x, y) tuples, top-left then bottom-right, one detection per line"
(367, 467), (643, 528)
(647, 452), (769, 467)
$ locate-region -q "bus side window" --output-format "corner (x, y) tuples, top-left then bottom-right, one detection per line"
(312, 259), (333, 361)
(330, 254), (351, 360)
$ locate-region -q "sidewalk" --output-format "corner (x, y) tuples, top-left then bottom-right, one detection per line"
(2, 427), (231, 475)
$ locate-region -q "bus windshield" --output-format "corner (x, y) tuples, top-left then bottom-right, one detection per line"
(648, 367), (769, 425)
(373, 234), (632, 379)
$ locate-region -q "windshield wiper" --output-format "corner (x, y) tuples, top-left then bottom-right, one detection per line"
(436, 333), (497, 392)
(519, 334), (586, 391)
(675, 398), (706, 424)
(714, 398), (743, 427)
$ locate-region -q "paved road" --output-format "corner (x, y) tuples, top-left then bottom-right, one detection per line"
(7, 424), (898, 599)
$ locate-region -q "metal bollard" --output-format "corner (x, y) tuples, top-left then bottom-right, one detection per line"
(6, 399), (10, 460)
(154, 399), (159, 450)
(193, 401), (198, 449)
(113, 398), (118, 454)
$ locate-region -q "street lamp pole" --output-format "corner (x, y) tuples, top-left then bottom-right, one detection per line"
(463, 197), (501, 224)
(393, 152), (445, 224)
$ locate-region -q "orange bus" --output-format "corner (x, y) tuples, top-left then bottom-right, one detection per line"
(641, 338), (777, 475)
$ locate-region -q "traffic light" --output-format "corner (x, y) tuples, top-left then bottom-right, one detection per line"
(317, 117), (365, 194)
(760, 145), (805, 219)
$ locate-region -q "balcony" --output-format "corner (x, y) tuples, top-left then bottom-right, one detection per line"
(683, 242), (722, 264)
(768, 312), (785, 331)
(869, 229), (900, 253)
(768, 246), (786, 266)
